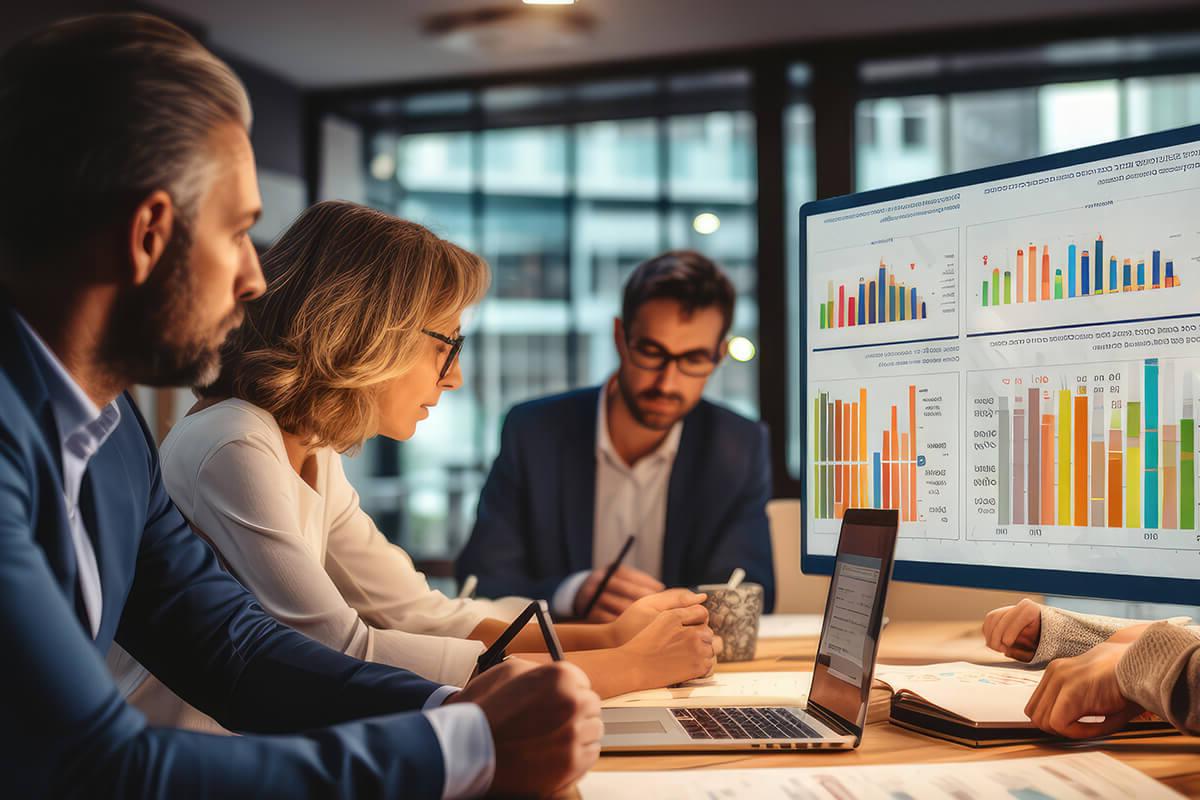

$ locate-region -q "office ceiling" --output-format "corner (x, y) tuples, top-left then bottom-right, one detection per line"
(148, 0), (1197, 89)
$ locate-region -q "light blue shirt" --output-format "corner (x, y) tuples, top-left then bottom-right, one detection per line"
(18, 315), (495, 799)
(17, 315), (118, 638)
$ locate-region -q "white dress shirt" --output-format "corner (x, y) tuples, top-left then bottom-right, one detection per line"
(552, 381), (683, 616)
(16, 315), (120, 638)
(105, 397), (501, 798)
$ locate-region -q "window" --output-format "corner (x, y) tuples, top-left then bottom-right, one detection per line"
(785, 67), (816, 477)
(322, 72), (762, 561)
(855, 37), (1200, 192)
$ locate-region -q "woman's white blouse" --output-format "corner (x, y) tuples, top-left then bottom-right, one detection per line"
(110, 398), (522, 730)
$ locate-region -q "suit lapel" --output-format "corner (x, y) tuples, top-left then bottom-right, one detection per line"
(78, 439), (137, 646)
(562, 388), (599, 571)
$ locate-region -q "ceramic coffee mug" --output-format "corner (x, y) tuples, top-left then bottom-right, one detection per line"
(696, 582), (764, 662)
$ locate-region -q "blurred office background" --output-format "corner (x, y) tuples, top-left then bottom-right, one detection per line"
(8, 1), (1200, 601)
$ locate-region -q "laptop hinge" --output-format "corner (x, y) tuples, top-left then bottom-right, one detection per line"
(806, 700), (858, 738)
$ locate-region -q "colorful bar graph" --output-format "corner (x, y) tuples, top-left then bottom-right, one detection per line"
(821, 259), (929, 330)
(813, 382), (920, 522)
(981, 233), (1181, 308)
(991, 358), (1197, 531)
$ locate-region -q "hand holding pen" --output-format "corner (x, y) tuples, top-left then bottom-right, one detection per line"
(574, 535), (665, 621)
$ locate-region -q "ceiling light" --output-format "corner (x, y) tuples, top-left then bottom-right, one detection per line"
(692, 212), (721, 235)
(369, 152), (396, 181)
(728, 337), (756, 363)
(425, 5), (593, 55)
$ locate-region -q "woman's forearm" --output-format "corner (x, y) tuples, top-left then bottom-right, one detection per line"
(467, 618), (618, 652)
(513, 649), (645, 698)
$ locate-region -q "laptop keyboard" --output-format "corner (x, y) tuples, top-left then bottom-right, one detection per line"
(670, 707), (824, 740)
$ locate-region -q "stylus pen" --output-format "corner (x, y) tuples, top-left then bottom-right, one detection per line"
(533, 599), (564, 661)
(581, 534), (636, 620)
(476, 599), (562, 673)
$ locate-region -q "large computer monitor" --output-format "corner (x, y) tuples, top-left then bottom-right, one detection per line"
(800, 124), (1200, 604)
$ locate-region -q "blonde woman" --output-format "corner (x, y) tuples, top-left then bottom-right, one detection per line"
(111, 201), (714, 729)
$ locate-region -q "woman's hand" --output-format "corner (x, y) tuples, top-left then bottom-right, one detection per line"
(1024, 640), (1143, 739)
(607, 588), (708, 646)
(983, 598), (1044, 662)
(619, 606), (716, 687)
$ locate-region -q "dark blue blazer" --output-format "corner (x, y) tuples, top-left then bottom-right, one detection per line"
(457, 387), (775, 613)
(0, 304), (450, 799)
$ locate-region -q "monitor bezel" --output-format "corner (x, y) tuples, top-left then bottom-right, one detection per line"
(798, 123), (1200, 604)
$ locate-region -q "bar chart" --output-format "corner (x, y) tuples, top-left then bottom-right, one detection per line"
(977, 237), (1180, 309)
(967, 358), (1200, 543)
(808, 227), (959, 349)
(966, 188), (1200, 335)
(817, 259), (929, 330)
(809, 372), (959, 540)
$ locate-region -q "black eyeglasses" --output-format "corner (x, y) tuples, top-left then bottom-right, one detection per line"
(422, 329), (466, 380)
(625, 337), (720, 377)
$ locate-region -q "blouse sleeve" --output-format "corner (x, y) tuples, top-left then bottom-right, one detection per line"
(185, 437), (484, 687)
(321, 452), (506, 639)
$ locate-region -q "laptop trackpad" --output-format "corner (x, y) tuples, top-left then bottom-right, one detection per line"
(606, 720), (667, 735)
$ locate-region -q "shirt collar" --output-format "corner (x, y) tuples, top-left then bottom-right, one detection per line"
(595, 377), (684, 469)
(15, 314), (122, 460)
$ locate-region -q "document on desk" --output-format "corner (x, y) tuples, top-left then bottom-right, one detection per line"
(600, 671), (812, 708)
(873, 660), (1044, 723)
(577, 751), (1184, 799)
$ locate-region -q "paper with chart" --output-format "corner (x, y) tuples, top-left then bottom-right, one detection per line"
(873, 661), (1044, 722)
(577, 751), (1183, 800)
(600, 671), (812, 709)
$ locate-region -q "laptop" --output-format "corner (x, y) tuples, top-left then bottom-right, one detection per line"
(600, 507), (899, 752)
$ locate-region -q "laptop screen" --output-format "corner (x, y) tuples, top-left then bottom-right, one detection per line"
(808, 508), (898, 738)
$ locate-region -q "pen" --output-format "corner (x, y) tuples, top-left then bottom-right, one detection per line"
(581, 533), (636, 619)
(458, 574), (478, 599)
(534, 600), (564, 661)
(476, 599), (563, 674)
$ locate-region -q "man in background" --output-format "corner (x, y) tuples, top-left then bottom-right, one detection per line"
(459, 251), (775, 620)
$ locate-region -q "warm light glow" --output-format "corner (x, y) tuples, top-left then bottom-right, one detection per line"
(728, 336), (756, 362)
(369, 152), (396, 181)
(692, 212), (721, 235)
(522, 0), (576, 4)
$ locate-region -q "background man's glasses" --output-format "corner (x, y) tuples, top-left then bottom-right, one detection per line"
(422, 329), (465, 380)
(625, 338), (719, 377)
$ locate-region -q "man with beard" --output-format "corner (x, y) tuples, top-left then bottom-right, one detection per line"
(0, 14), (601, 799)
(458, 251), (775, 619)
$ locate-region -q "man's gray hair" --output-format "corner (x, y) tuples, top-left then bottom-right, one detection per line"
(0, 13), (251, 280)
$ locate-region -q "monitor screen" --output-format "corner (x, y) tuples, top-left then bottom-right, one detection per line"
(800, 124), (1200, 604)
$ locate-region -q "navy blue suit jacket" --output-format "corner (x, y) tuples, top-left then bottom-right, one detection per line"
(457, 387), (775, 613)
(0, 304), (450, 799)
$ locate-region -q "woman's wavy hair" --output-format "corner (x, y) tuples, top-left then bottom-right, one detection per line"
(202, 200), (490, 452)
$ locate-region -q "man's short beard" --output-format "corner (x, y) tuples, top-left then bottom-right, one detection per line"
(616, 367), (686, 432)
(101, 220), (239, 389)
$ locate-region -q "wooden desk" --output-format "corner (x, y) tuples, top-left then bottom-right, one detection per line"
(590, 622), (1200, 797)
